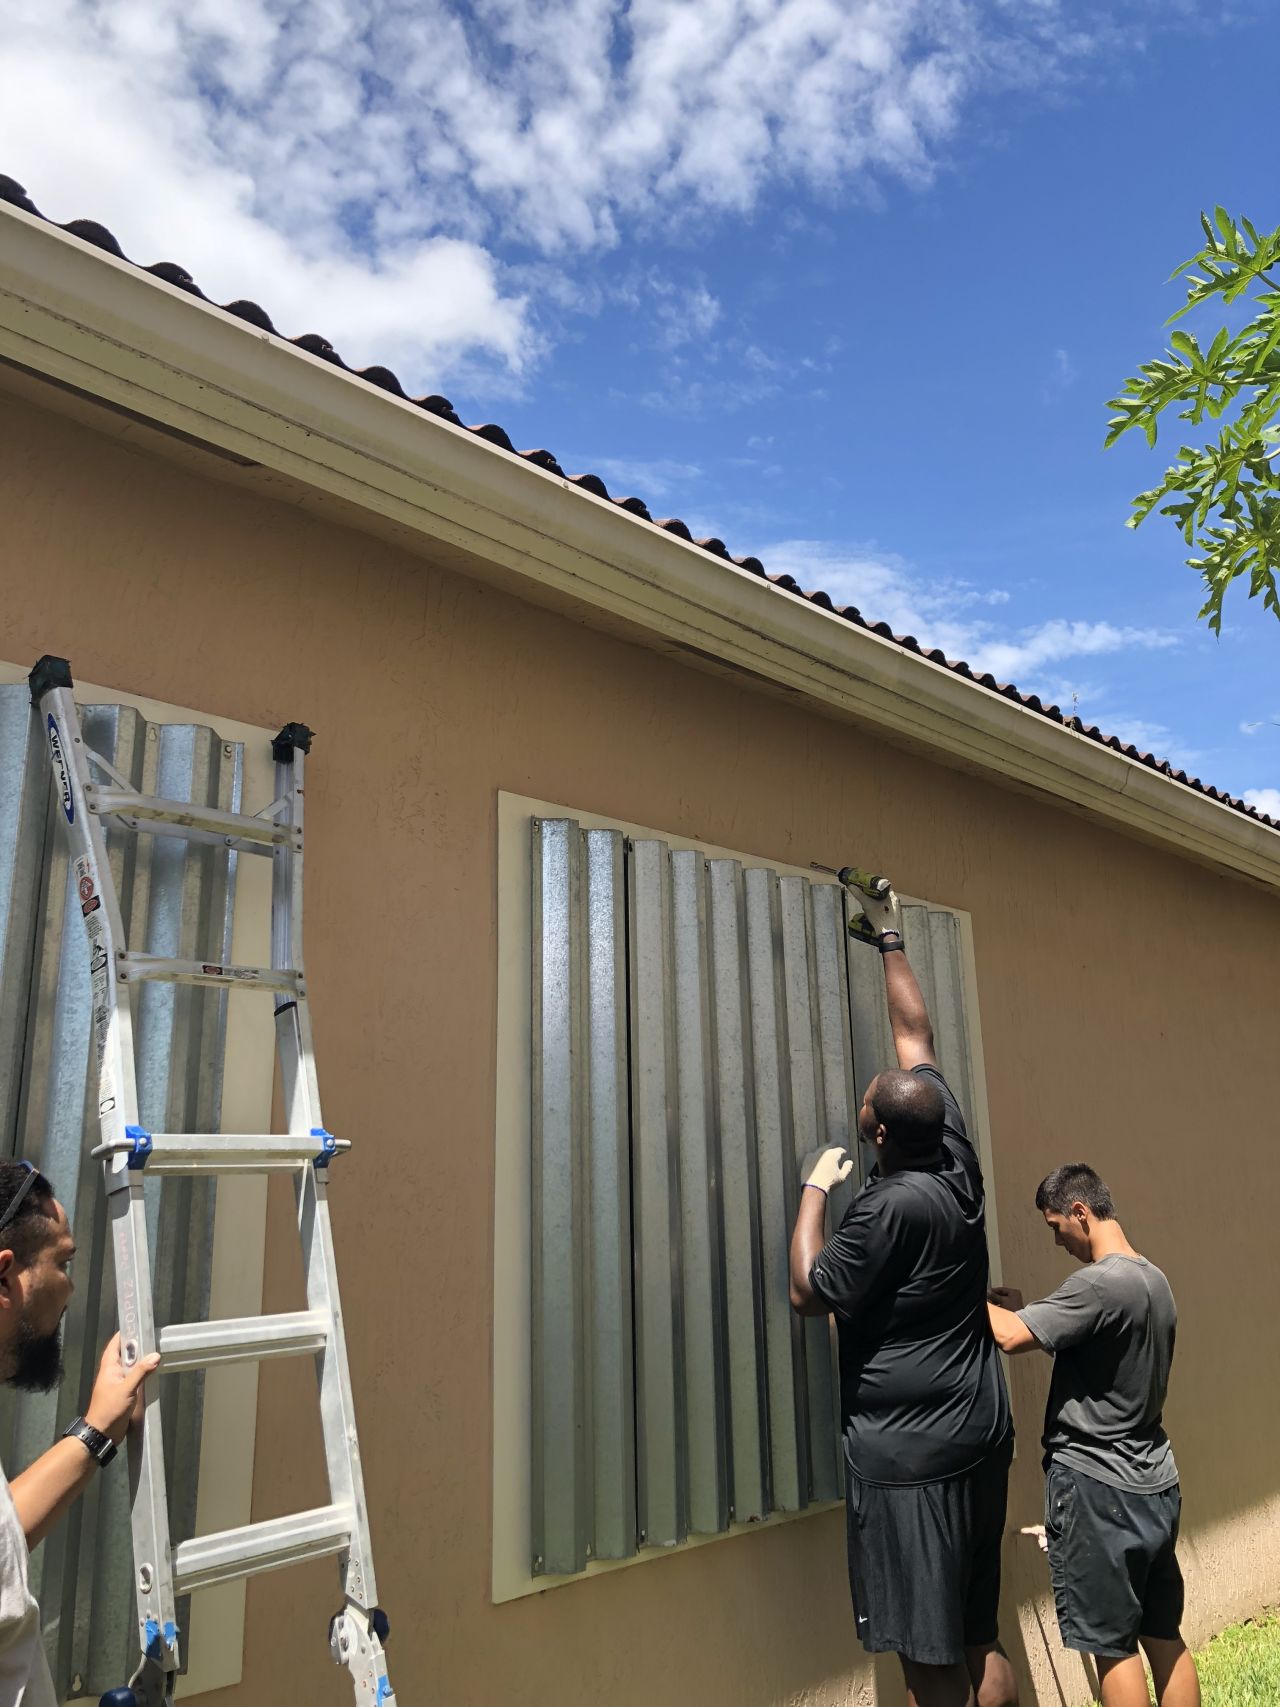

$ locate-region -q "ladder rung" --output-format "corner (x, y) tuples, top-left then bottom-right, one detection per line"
(172, 1504), (354, 1596)
(92, 1134), (351, 1174)
(118, 953), (299, 992)
(159, 1310), (330, 1373)
(85, 785), (297, 854)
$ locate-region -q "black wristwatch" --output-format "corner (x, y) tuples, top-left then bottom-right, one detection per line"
(62, 1417), (118, 1467)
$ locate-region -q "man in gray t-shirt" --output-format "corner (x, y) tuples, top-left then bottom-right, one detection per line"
(987, 1165), (1201, 1707)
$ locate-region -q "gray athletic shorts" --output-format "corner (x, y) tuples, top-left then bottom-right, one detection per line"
(1045, 1462), (1184, 1659)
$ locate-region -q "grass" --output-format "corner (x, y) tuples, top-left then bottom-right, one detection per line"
(1085, 1616), (1280, 1705)
(1196, 1615), (1280, 1706)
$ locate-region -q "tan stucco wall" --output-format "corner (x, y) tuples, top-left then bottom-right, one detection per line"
(3, 392), (1278, 1707)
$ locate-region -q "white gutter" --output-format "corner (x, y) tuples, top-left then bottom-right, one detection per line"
(3, 202), (1278, 892)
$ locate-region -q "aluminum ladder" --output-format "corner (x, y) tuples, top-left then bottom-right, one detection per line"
(28, 656), (395, 1707)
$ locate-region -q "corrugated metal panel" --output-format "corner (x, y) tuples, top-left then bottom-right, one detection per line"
(925, 909), (974, 1121)
(669, 851), (728, 1535)
(704, 859), (768, 1525)
(776, 879), (840, 1504)
(582, 829), (635, 1562)
(529, 827), (984, 1577)
(742, 865), (807, 1513)
(0, 685), (240, 1700)
(628, 838), (687, 1549)
(530, 818), (589, 1575)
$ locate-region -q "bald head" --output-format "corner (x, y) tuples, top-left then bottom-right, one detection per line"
(866, 1069), (945, 1160)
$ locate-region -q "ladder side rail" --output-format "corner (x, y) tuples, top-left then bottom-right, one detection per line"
(272, 741), (374, 1572)
(271, 736), (393, 1703)
(29, 663), (182, 1693)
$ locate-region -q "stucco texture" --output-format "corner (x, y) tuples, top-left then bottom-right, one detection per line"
(2, 392), (1278, 1707)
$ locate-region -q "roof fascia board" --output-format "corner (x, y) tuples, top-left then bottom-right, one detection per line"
(3, 205), (1279, 892)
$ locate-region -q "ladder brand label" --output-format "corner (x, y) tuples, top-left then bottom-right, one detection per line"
(46, 714), (74, 824)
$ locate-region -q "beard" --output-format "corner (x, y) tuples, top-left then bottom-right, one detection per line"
(10, 1314), (65, 1393)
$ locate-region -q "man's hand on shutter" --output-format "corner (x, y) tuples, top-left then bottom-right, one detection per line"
(800, 1145), (854, 1196)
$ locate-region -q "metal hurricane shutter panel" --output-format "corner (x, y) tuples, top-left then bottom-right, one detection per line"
(527, 821), (986, 1576)
(529, 818), (589, 1575)
(627, 838), (688, 1549)
(776, 877), (840, 1503)
(669, 851), (729, 1535)
(583, 829), (635, 1561)
(704, 859), (769, 1524)
(925, 909), (974, 1121)
(0, 687), (236, 1699)
(741, 864), (808, 1512)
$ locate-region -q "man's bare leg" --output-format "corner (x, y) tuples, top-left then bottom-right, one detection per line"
(1140, 1636), (1201, 1707)
(1094, 1654), (1152, 1707)
(965, 1642), (1018, 1707)
(900, 1657), (975, 1707)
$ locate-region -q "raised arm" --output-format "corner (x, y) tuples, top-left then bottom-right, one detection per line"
(846, 877), (935, 1071)
(881, 940), (936, 1072)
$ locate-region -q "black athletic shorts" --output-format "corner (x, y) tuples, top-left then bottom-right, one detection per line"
(844, 1432), (1013, 1666)
(1045, 1462), (1185, 1658)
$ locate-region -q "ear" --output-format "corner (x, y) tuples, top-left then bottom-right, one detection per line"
(0, 1249), (16, 1312)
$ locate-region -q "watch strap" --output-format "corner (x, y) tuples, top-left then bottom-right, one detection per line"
(62, 1416), (117, 1467)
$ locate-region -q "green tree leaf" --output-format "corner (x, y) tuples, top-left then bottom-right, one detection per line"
(1107, 210), (1280, 633)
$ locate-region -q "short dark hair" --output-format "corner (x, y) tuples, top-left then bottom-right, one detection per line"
(869, 1069), (945, 1159)
(0, 1161), (58, 1266)
(1035, 1164), (1115, 1220)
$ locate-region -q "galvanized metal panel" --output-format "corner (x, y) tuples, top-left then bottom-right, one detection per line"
(808, 881), (857, 1484)
(0, 687), (239, 1699)
(776, 879), (840, 1503)
(810, 883), (858, 1220)
(525, 824), (985, 1579)
(898, 903), (937, 1015)
(581, 828), (635, 1562)
(743, 865), (806, 1512)
(530, 818), (589, 1575)
(704, 859), (769, 1524)
(0, 692), (48, 1148)
(669, 852), (729, 1534)
(628, 838), (687, 1548)
(926, 909), (974, 1121)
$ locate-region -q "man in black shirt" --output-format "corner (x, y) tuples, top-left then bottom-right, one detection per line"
(790, 885), (1016, 1707)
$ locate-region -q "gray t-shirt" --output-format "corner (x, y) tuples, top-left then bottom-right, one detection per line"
(1018, 1254), (1178, 1492)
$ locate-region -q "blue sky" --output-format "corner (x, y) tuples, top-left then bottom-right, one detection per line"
(3, 0), (1277, 811)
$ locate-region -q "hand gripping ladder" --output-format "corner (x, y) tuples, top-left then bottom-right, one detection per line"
(28, 657), (396, 1707)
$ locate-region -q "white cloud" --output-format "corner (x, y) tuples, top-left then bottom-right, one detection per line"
(587, 456), (702, 498)
(1043, 345), (1077, 400)
(0, 0), (1146, 386)
(761, 539), (1178, 687)
(1244, 787), (1280, 819)
(1241, 720), (1263, 735)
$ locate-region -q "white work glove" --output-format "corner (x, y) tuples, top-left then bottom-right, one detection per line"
(845, 878), (902, 949)
(800, 1145), (855, 1196)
